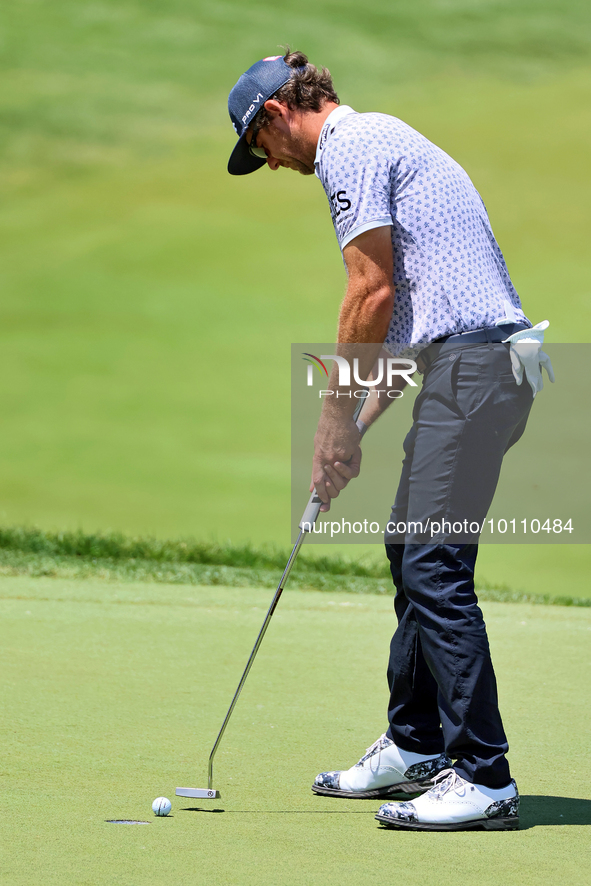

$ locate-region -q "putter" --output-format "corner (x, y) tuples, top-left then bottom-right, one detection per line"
(176, 397), (367, 801)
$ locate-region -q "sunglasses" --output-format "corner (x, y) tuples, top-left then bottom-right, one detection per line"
(248, 116), (267, 159)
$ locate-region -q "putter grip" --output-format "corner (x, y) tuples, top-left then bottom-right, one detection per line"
(299, 490), (323, 531)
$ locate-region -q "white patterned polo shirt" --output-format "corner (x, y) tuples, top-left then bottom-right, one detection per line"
(314, 106), (530, 355)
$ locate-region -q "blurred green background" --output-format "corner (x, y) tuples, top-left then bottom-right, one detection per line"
(0, 0), (589, 594)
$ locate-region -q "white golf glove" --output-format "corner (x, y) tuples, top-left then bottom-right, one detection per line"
(502, 320), (555, 397)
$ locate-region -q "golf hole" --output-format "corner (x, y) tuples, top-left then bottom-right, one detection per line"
(105, 820), (151, 825)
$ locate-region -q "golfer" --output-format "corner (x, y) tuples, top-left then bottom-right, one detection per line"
(226, 50), (552, 831)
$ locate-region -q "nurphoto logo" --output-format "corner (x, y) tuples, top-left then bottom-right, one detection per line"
(302, 352), (418, 399)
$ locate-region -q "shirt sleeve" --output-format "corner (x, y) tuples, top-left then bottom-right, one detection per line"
(320, 125), (393, 251)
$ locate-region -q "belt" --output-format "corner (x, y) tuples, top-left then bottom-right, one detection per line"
(434, 322), (529, 345)
(417, 323), (530, 373)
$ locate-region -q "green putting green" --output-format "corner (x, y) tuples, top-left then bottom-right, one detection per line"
(2, 574), (589, 885)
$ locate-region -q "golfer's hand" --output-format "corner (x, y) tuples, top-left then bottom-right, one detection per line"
(311, 418), (362, 512)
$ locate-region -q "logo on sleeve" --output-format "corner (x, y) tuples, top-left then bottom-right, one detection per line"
(330, 190), (352, 219)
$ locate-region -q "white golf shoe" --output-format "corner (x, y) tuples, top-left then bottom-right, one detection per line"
(312, 734), (451, 799)
(375, 768), (520, 830)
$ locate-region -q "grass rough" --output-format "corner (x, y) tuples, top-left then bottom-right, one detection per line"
(0, 527), (588, 607)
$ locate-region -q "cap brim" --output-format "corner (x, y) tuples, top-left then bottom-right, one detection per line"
(228, 133), (267, 176)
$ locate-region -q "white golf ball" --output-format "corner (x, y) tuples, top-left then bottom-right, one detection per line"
(152, 797), (172, 816)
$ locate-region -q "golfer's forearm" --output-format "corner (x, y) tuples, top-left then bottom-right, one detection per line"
(338, 277), (394, 346)
(321, 282), (394, 423)
(320, 225), (395, 425)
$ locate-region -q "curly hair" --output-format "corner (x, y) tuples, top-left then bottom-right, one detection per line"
(252, 49), (339, 132)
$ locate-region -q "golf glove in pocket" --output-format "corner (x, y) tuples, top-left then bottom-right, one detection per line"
(503, 320), (555, 397)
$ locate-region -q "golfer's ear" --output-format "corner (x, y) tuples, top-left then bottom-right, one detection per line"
(264, 99), (288, 122)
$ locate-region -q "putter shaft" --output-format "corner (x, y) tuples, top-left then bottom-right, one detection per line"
(207, 529), (306, 790)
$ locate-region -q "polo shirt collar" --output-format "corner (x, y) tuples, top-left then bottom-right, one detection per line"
(314, 105), (356, 174)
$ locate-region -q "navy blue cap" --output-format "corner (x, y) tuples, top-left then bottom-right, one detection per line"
(227, 55), (294, 176)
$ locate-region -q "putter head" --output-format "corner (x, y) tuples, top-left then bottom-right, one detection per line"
(176, 787), (221, 800)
